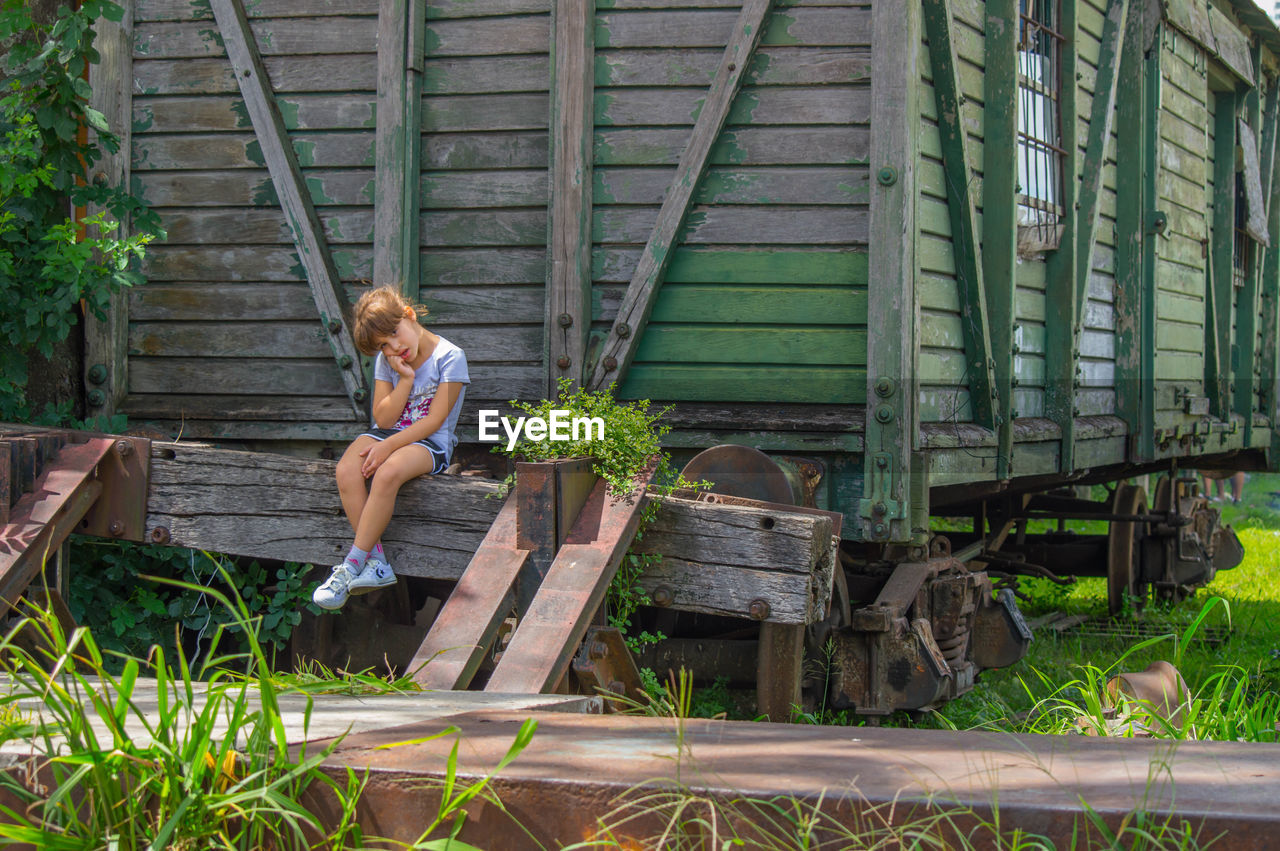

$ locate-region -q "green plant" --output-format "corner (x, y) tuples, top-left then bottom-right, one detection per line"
(66, 538), (321, 670)
(0, 0), (162, 421)
(496, 380), (705, 653)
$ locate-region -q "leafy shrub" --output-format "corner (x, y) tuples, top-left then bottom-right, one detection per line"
(0, 0), (162, 420)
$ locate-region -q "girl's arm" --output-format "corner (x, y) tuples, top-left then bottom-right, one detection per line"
(371, 359), (416, 428)
(360, 382), (463, 475)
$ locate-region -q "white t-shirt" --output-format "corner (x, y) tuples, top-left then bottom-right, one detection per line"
(372, 336), (470, 457)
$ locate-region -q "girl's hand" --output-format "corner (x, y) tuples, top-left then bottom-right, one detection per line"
(386, 354), (415, 379)
(359, 441), (395, 477)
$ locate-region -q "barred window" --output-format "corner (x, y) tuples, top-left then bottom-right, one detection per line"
(1016, 0), (1066, 252)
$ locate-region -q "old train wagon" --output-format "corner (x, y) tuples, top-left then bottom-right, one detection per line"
(81, 0), (1279, 711)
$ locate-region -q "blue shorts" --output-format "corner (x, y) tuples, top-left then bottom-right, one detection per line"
(359, 428), (449, 475)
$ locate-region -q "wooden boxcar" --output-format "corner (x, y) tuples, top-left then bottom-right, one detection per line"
(79, 0), (1280, 710)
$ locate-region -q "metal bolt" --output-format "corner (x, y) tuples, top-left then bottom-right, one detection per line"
(338, 355), (353, 369)
(353, 388), (368, 402)
(875, 403), (894, 424)
(873, 522), (888, 538)
(93, 172), (108, 187)
(608, 680), (626, 695)
(115, 440), (133, 458)
(87, 389), (106, 407)
(874, 501), (887, 516)
(557, 356), (571, 369)
(874, 376), (896, 398)
(243, 68), (251, 77)
(558, 313), (573, 328)
(589, 641), (608, 660)
(328, 318), (343, 333)
(603, 356), (617, 371)
(876, 455), (887, 468)
(877, 166), (898, 186)
(615, 322), (631, 338)
(150, 526), (171, 544)
(87, 364), (108, 385)
(748, 599), (771, 620)
(652, 586), (674, 607)
(108, 519), (124, 536)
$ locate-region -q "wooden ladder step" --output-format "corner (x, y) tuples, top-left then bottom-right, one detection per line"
(0, 438), (115, 604)
(485, 473), (651, 695)
(410, 496), (528, 690)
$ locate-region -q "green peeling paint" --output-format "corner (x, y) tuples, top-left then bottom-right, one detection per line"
(230, 99), (252, 129)
(275, 99), (300, 129)
(762, 13), (800, 46)
(361, 177), (376, 205)
(293, 139), (316, 167)
(305, 175), (336, 206)
(245, 139), (265, 166)
(250, 178), (279, 207)
(197, 28), (225, 50)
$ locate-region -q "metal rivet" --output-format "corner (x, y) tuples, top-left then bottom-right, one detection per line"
(558, 313), (573, 328)
(727, 62), (736, 72)
(652, 586), (674, 607)
(748, 599), (771, 620)
(115, 440), (133, 458)
(615, 322), (631, 338)
(328, 318), (343, 334)
(875, 403), (894, 424)
(589, 641), (608, 660)
(877, 166), (898, 186)
(556, 356), (571, 369)
(242, 68), (251, 77)
(353, 388), (367, 402)
(108, 519), (124, 536)
(873, 523), (888, 539)
(874, 376), (895, 398)
(603, 356), (617, 371)
(150, 526), (171, 544)
(338, 355), (353, 369)
(87, 389), (106, 407)
(88, 364), (108, 385)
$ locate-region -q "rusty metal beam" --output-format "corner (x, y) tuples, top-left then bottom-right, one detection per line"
(0, 439), (114, 605)
(486, 462), (656, 694)
(411, 496), (527, 690)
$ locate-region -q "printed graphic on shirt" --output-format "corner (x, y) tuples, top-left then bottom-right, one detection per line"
(395, 384), (436, 429)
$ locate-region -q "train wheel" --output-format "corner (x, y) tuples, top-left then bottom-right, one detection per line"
(1107, 483), (1148, 616)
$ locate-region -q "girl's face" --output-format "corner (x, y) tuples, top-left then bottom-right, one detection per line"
(375, 315), (422, 363)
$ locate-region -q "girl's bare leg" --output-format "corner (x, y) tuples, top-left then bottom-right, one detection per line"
(353, 444), (439, 551)
(336, 435), (379, 533)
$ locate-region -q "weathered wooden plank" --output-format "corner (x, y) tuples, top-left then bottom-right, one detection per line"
(596, 8), (869, 49)
(595, 165), (868, 205)
(592, 205), (868, 244)
(982, 0), (1017, 476)
(595, 85), (870, 127)
(634, 326), (865, 365)
(1161, 0), (1254, 86)
(157, 208), (373, 245)
(1047, 0), (1125, 472)
(122, 393), (364, 422)
(921, 0), (995, 430)
(419, 209), (546, 246)
(423, 15), (552, 56)
(374, 0), (426, 297)
(547, 0), (595, 392)
(423, 131), (548, 169)
(135, 169), (374, 208)
(1207, 90), (1236, 418)
(84, 4), (133, 419)
(596, 46), (870, 87)
(424, 55), (551, 94)
(625, 284), (866, 325)
(128, 322), (541, 362)
(134, 18), (378, 59)
(422, 93), (550, 131)
(421, 247), (547, 284)
(620, 364), (867, 404)
(595, 125), (869, 167)
(142, 245), (372, 282)
(129, 358), (544, 399)
(143, 444), (835, 619)
(134, 55), (377, 95)
(136, 0), (381, 22)
(133, 132), (374, 170)
(133, 94), (376, 134)
(595, 245), (867, 284)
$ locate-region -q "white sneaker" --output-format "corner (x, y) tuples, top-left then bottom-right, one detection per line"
(313, 563), (359, 610)
(348, 558), (397, 595)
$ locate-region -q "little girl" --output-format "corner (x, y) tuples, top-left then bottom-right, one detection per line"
(313, 286), (470, 609)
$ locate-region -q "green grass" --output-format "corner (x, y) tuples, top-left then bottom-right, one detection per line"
(925, 473), (1280, 736)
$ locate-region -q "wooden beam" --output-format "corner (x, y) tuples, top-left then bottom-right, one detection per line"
(1047, 0), (1126, 472)
(142, 443), (835, 624)
(1138, 39), (1161, 458)
(585, 0), (773, 392)
(921, 0), (996, 431)
(1262, 103), (1280, 458)
(1238, 57), (1268, 443)
(1208, 90), (1237, 421)
(374, 0), (425, 301)
(982, 0), (1018, 479)
(208, 0), (368, 416)
(83, 5), (133, 419)
(547, 0), (595, 394)
(860, 0), (919, 543)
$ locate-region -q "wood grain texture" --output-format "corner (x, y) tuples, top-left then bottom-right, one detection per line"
(84, 5), (134, 418)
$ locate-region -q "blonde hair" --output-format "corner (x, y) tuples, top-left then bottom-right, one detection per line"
(352, 286), (428, 356)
